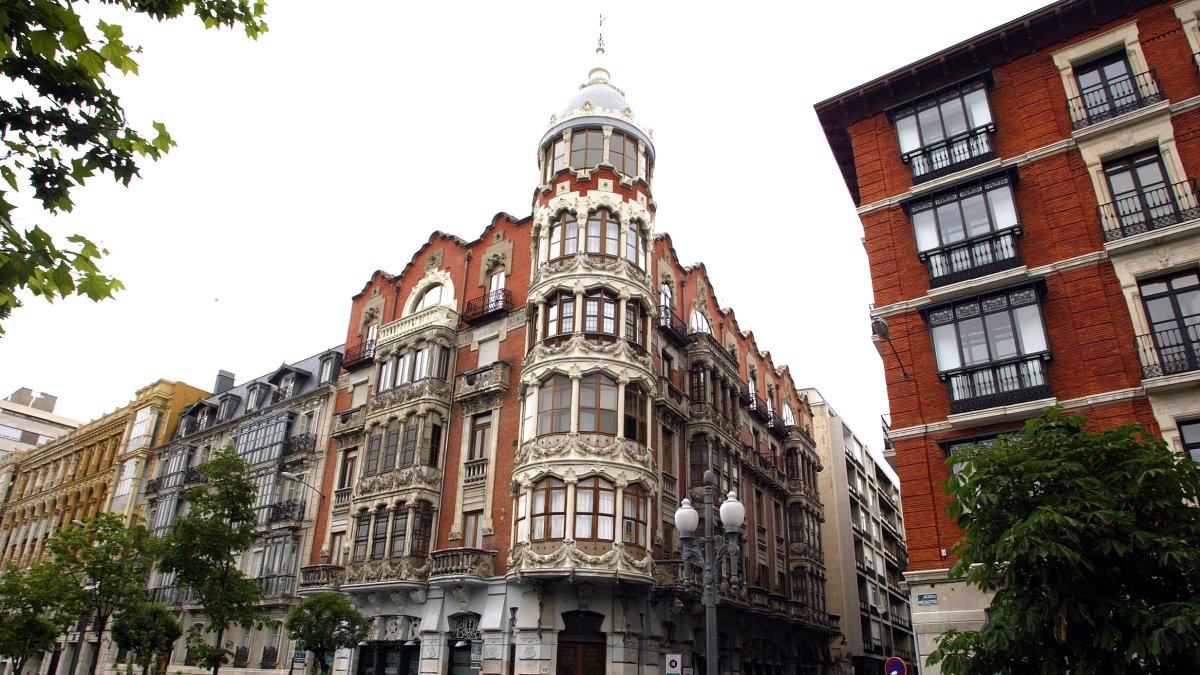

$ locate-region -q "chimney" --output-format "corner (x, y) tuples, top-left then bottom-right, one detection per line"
(214, 370), (236, 395)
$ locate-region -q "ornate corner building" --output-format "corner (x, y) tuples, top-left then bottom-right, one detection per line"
(816, 0), (1200, 671)
(295, 52), (840, 675)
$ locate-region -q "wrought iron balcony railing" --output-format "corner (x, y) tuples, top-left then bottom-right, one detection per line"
(656, 305), (689, 346)
(1136, 327), (1200, 378)
(299, 564), (345, 591)
(1099, 178), (1199, 242)
(268, 499), (304, 523)
(256, 574), (295, 599)
(183, 466), (205, 484)
(904, 124), (996, 184)
(943, 352), (1052, 414)
(924, 229), (1023, 287)
(145, 477), (161, 494)
(260, 647), (279, 670)
(1068, 69), (1164, 130)
(342, 339), (376, 371)
(232, 647), (249, 668)
(462, 289), (514, 324)
(283, 432), (317, 456)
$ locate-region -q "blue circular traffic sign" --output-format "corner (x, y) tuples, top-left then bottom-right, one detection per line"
(885, 657), (907, 675)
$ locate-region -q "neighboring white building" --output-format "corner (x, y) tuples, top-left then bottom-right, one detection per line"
(0, 389), (79, 461)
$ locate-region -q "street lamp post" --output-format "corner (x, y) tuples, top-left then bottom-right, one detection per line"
(673, 470), (745, 675)
(280, 471), (325, 498)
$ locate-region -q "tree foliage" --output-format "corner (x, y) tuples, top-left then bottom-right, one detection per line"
(111, 602), (182, 675)
(0, 0), (267, 331)
(284, 593), (371, 675)
(158, 444), (263, 675)
(0, 563), (78, 675)
(928, 408), (1200, 675)
(45, 512), (162, 675)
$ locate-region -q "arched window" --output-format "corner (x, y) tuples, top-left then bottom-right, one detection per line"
(390, 502), (408, 557)
(548, 212), (578, 262)
(623, 383), (647, 444)
(622, 485), (649, 547)
(414, 284), (444, 312)
(660, 281), (673, 311)
(578, 373), (618, 435)
(625, 222), (645, 268)
(585, 210), (620, 258)
(574, 477), (615, 541)
(625, 300), (647, 348)
(690, 309), (711, 334)
(570, 129), (604, 169)
(782, 403), (796, 427)
(544, 291), (575, 340)
(537, 375), (572, 436)
(748, 370), (757, 397)
(583, 290), (618, 337)
(530, 478), (566, 541)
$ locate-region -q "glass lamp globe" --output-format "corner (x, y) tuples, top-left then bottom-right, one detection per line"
(674, 498), (699, 535)
(719, 492), (745, 529)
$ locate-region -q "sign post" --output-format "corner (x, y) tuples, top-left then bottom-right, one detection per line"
(884, 656), (907, 675)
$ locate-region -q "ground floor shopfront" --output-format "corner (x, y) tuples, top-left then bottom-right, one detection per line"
(316, 577), (835, 675)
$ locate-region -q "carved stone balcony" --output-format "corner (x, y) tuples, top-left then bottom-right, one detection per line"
(463, 458), (488, 489)
(332, 405), (365, 438)
(368, 378), (451, 417)
(343, 555), (431, 586)
(429, 548), (497, 581)
(298, 564), (345, 594)
(333, 487), (352, 511)
(454, 361), (511, 410)
(378, 305), (459, 347)
(653, 374), (689, 423)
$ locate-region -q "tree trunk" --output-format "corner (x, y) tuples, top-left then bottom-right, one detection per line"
(211, 627), (224, 675)
(13, 656), (25, 675)
(86, 614), (108, 675)
(316, 651), (328, 675)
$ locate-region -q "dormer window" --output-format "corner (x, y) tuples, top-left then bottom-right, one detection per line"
(318, 354), (338, 385)
(247, 384), (268, 412)
(218, 395), (240, 422)
(279, 374), (295, 400)
(197, 408), (211, 431)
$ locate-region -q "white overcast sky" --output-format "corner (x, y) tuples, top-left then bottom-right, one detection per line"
(1, 1), (1048, 479)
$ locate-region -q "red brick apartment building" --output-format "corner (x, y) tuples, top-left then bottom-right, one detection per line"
(816, 0), (1200, 670)
(296, 52), (838, 675)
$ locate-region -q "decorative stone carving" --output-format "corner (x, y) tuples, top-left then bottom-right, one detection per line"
(384, 617), (404, 641)
(514, 433), (657, 475)
(507, 540), (654, 579)
(343, 556), (432, 585)
(424, 250), (443, 271)
(367, 379), (451, 414)
(356, 465), (441, 496)
(521, 334), (652, 371)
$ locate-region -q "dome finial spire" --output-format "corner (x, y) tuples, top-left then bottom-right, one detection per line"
(588, 14), (610, 84)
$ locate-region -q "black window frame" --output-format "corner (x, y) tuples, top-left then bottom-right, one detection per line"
(890, 75), (996, 183)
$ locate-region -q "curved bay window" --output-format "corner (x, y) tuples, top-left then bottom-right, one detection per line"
(623, 383), (647, 444)
(578, 373), (618, 436)
(537, 375), (572, 436)
(625, 300), (647, 350)
(544, 136), (567, 183)
(370, 507), (388, 560)
(410, 503), (433, 558)
(585, 210), (620, 259)
(625, 222), (646, 269)
(574, 477), (615, 542)
(622, 486), (649, 548)
(352, 510), (370, 561)
(530, 477), (567, 541)
(571, 129), (604, 170)
(389, 502), (408, 557)
(414, 284), (444, 312)
(609, 131), (638, 177)
(583, 290), (618, 339)
(548, 211), (579, 262)
(544, 291), (575, 342)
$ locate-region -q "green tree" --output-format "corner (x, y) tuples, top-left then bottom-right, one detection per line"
(158, 445), (263, 675)
(0, 1), (267, 331)
(927, 408), (1200, 675)
(284, 593), (371, 675)
(44, 512), (161, 675)
(111, 602), (182, 675)
(0, 563), (78, 675)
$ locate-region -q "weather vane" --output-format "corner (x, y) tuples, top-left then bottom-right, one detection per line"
(597, 14), (605, 50)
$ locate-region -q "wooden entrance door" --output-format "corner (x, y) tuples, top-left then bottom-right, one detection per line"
(555, 641), (605, 675)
